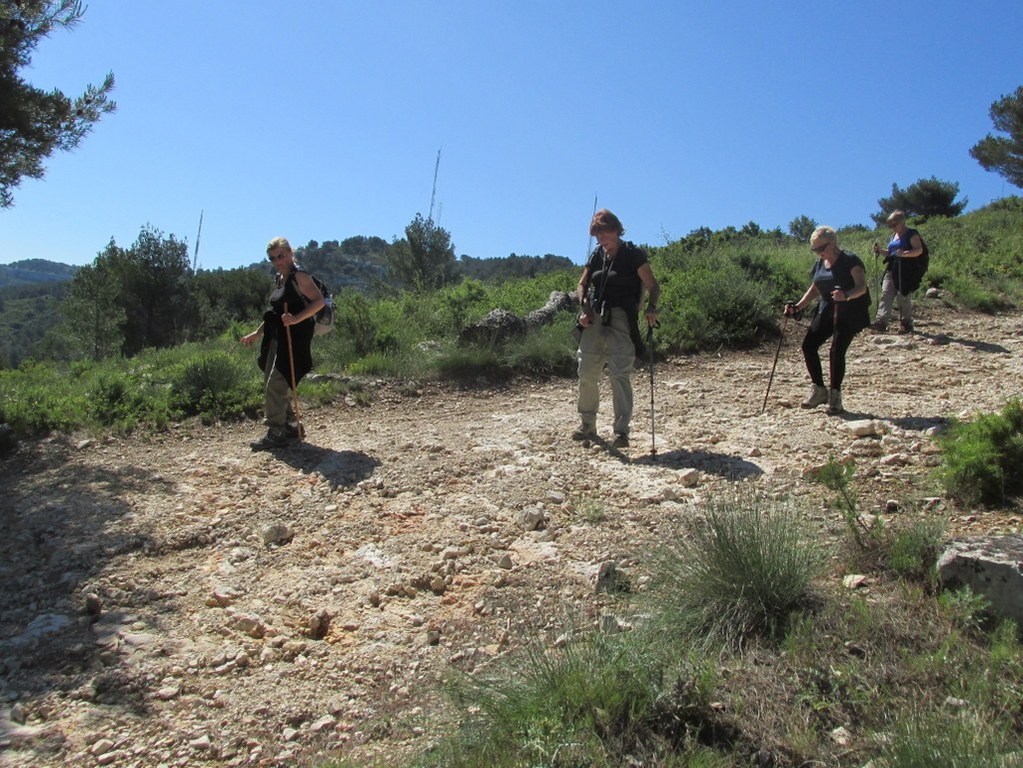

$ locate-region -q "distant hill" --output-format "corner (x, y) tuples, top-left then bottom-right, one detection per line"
(0, 259), (78, 290)
(458, 253), (575, 281)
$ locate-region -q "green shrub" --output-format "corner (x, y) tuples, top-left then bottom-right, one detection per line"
(0, 367), (88, 435)
(415, 629), (669, 768)
(504, 324), (577, 377)
(938, 399), (1023, 506)
(169, 352), (259, 422)
(436, 346), (513, 385)
(89, 371), (154, 430)
(655, 254), (773, 353)
(885, 517), (945, 583)
(650, 492), (828, 648)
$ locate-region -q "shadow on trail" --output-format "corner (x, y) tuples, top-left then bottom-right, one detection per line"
(264, 442), (381, 488)
(913, 330), (1010, 355)
(633, 447), (764, 480)
(0, 439), (170, 725)
(831, 410), (949, 433)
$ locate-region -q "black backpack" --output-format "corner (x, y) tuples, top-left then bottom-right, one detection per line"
(291, 267), (334, 335)
(908, 227), (929, 275)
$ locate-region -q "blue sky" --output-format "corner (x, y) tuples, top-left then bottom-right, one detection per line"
(3, 1), (1021, 270)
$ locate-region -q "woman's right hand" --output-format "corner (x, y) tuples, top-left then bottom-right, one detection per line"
(578, 312), (592, 328)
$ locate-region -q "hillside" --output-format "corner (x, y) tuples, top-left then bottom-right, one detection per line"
(0, 259), (78, 289)
(2, 297), (1021, 766)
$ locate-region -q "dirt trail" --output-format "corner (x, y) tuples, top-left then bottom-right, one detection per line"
(2, 300), (1021, 767)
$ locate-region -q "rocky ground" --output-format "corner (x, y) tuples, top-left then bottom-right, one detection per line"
(2, 299), (1022, 768)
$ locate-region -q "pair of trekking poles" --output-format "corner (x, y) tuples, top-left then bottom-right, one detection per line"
(760, 300), (839, 415)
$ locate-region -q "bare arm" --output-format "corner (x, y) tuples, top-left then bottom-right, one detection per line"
(638, 263), (661, 326)
(832, 265), (868, 302)
(283, 272), (326, 326)
(897, 233), (924, 259)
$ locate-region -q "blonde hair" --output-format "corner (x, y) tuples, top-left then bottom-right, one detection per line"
(266, 236), (292, 255)
(886, 210), (906, 225)
(810, 226), (838, 246)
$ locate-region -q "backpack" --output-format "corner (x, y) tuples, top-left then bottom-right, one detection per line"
(896, 228), (929, 295)
(291, 267), (334, 335)
(909, 227), (929, 276)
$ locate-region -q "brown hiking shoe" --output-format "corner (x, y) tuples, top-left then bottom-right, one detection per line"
(826, 389), (844, 415)
(801, 385), (829, 408)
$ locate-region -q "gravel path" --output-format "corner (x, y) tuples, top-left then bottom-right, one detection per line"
(2, 299), (1021, 767)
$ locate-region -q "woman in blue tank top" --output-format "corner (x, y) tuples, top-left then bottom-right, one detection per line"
(871, 209), (925, 333)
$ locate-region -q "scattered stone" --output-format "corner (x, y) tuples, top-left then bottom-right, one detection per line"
(226, 611), (269, 639)
(842, 575), (868, 590)
(678, 468), (701, 487)
(846, 419), (882, 437)
(830, 726), (852, 746)
(262, 524), (294, 547)
(155, 685), (180, 701)
(516, 506), (547, 531)
(207, 585), (245, 608)
(307, 609), (331, 640)
(595, 561), (631, 594)
(84, 593), (103, 616)
(90, 738), (116, 756)
(8, 613), (71, 646)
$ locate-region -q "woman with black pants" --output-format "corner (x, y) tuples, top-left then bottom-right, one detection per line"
(784, 226), (870, 415)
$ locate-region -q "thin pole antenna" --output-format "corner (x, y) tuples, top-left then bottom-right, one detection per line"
(192, 209), (204, 272)
(585, 194), (598, 259)
(428, 148), (441, 223)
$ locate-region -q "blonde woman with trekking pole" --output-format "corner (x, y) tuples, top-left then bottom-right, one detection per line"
(784, 226), (870, 416)
(241, 237), (324, 450)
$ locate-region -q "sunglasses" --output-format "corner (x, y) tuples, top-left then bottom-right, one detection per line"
(811, 243), (830, 254)
(268, 252), (289, 262)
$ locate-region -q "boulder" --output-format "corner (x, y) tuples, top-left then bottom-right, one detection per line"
(937, 534), (1023, 625)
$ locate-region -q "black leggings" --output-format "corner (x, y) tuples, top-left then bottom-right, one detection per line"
(801, 310), (858, 391)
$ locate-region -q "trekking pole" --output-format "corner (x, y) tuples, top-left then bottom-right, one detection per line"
(283, 303), (303, 443)
(647, 323), (657, 459)
(760, 314), (789, 415)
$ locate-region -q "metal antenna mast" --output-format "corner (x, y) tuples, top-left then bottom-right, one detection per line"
(192, 209), (204, 272)
(428, 149), (441, 223)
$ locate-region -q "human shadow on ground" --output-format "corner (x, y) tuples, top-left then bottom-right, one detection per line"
(830, 410), (948, 433)
(910, 330), (1010, 355)
(632, 446), (764, 479)
(0, 439), (174, 724)
(263, 441), (381, 488)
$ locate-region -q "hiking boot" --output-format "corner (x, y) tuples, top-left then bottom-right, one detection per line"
(612, 433), (630, 448)
(250, 429), (288, 451)
(898, 320), (914, 334)
(801, 384), (829, 409)
(572, 425), (597, 441)
(285, 422), (305, 440)
(826, 389), (844, 415)
(870, 320), (888, 333)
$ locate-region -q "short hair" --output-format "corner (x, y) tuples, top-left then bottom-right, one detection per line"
(589, 209), (625, 237)
(810, 226), (838, 246)
(886, 210), (906, 225)
(266, 236), (292, 255)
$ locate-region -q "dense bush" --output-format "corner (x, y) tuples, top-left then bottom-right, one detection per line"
(937, 398), (1023, 505)
(168, 351), (260, 423)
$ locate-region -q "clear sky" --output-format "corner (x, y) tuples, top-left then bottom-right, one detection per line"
(3, 1), (1021, 270)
